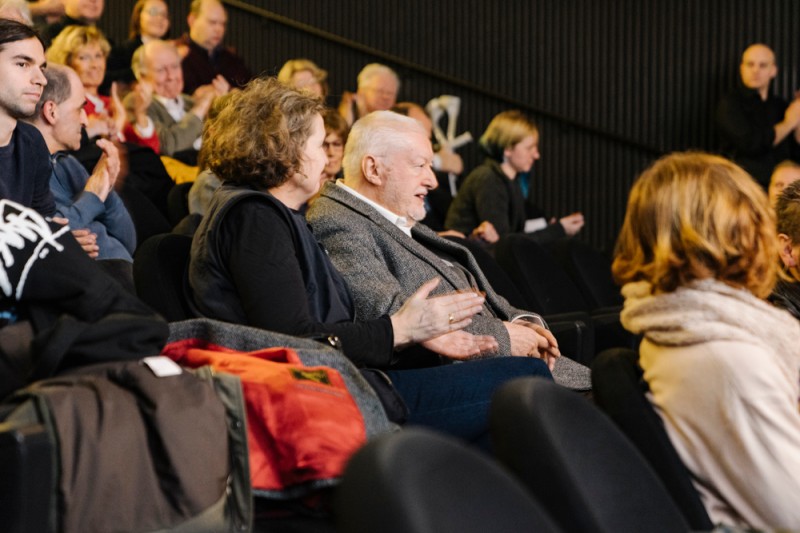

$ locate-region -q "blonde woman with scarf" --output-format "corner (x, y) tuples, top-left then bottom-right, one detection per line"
(612, 152), (800, 531)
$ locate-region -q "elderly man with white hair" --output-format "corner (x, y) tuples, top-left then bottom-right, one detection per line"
(126, 38), (227, 160)
(307, 110), (591, 389)
(338, 63), (400, 126)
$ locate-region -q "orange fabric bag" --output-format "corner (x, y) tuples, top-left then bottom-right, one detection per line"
(163, 339), (366, 496)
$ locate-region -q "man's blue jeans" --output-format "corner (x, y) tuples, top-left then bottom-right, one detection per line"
(386, 357), (552, 451)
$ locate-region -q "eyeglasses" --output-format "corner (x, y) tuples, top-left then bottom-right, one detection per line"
(144, 8), (169, 18)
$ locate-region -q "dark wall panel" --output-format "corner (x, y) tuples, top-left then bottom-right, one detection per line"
(100, 0), (800, 251)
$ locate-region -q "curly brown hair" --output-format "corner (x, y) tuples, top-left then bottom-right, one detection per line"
(776, 179), (800, 243)
(612, 151), (778, 298)
(202, 77), (325, 189)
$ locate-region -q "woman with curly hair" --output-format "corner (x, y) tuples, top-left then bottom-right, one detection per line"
(613, 151), (800, 530)
(189, 78), (553, 448)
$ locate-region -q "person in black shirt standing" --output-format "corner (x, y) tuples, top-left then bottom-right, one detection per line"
(716, 43), (800, 188)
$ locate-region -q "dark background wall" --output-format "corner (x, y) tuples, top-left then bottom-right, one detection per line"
(100, 0), (800, 252)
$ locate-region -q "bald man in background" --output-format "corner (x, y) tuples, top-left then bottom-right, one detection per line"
(176, 0), (251, 94)
(716, 43), (800, 188)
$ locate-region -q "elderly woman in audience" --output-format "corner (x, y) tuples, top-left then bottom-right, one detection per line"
(189, 77), (553, 449)
(445, 110), (583, 245)
(613, 151), (800, 530)
(277, 58), (328, 100)
(47, 24), (159, 152)
(106, 0), (170, 90)
(769, 179), (800, 319)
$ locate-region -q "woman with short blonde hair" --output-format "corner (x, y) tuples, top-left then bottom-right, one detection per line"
(277, 58), (328, 99)
(613, 151), (800, 530)
(445, 110), (583, 243)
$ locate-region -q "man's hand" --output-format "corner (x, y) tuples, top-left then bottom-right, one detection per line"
(470, 220), (499, 243)
(191, 85), (217, 119)
(53, 217), (99, 258)
(437, 229), (466, 239)
(558, 212), (585, 236)
(210, 75), (230, 96)
(85, 113), (112, 139)
(390, 278), (486, 347)
(421, 330), (498, 360)
(503, 321), (560, 370)
(337, 91), (362, 126)
(84, 139), (120, 202)
(435, 148), (464, 175)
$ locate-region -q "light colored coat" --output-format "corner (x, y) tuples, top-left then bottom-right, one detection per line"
(622, 279), (800, 530)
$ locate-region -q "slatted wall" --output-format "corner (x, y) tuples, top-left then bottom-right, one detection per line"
(100, 0), (800, 252)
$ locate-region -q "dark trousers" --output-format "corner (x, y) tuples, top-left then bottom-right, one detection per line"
(387, 357), (552, 451)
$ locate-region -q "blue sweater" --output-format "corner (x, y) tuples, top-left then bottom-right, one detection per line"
(50, 152), (136, 262)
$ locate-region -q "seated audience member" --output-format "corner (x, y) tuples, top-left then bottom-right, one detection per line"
(0, 16), (100, 257)
(715, 43), (800, 189)
(41, 0), (102, 46)
(613, 151), (800, 530)
(105, 0), (170, 91)
(307, 111), (591, 387)
(338, 63), (399, 126)
(189, 78), (554, 449)
(770, 179), (800, 319)
(127, 38), (225, 163)
(321, 108), (348, 182)
(445, 110), (583, 245)
(299, 108), (349, 212)
(768, 159), (800, 208)
(0, 18), (54, 216)
(25, 65), (136, 289)
(277, 58), (328, 100)
(47, 25), (159, 152)
(176, 0), (251, 95)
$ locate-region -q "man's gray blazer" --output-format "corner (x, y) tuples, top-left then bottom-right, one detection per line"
(307, 181), (538, 356)
(123, 93), (202, 156)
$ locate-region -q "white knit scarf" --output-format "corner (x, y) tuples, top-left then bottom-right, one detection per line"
(620, 279), (800, 378)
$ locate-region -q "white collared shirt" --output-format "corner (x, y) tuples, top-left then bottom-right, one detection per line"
(336, 181), (413, 237)
(155, 94), (185, 122)
(154, 94), (202, 150)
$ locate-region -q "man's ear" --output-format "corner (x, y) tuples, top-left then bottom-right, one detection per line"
(187, 13), (196, 28)
(361, 155), (383, 186)
(42, 100), (58, 127)
(778, 233), (797, 268)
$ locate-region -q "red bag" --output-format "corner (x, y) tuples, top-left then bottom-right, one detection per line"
(163, 339), (366, 496)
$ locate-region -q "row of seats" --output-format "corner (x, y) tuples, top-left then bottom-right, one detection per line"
(336, 350), (714, 532)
